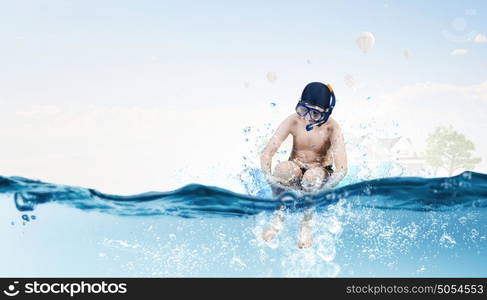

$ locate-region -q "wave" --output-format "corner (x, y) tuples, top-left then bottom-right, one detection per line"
(1, 171), (486, 218)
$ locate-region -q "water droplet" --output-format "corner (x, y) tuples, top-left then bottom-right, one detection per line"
(21, 214), (30, 222)
(363, 186), (372, 196)
(439, 233), (456, 248)
(242, 126), (251, 134)
(316, 234), (336, 262)
(230, 257), (247, 269)
(327, 218), (343, 235)
(280, 195), (295, 202)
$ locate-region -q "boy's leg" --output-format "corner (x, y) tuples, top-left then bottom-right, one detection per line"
(262, 205), (286, 242)
(298, 208), (314, 248)
(262, 161), (303, 242)
(297, 166), (332, 248)
(270, 160), (303, 196)
(301, 166), (330, 193)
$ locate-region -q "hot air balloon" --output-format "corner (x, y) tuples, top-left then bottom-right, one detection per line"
(266, 72), (277, 84)
(356, 32), (375, 53)
(404, 49), (411, 58)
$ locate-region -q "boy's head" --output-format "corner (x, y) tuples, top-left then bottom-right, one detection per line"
(296, 82), (336, 129)
(300, 82), (333, 110)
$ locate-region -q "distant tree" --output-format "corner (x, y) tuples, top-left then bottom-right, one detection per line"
(425, 126), (482, 176)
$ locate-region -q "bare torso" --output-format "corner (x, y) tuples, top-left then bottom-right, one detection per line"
(260, 111), (347, 180)
(288, 114), (334, 169)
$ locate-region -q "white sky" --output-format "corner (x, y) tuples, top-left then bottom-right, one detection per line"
(0, 1), (486, 194)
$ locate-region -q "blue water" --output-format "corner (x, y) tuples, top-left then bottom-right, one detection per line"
(1, 170), (486, 277)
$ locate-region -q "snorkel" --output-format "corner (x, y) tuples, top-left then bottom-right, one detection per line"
(298, 82), (336, 131)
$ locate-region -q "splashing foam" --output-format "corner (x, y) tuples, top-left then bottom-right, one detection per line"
(249, 199), (347, 277)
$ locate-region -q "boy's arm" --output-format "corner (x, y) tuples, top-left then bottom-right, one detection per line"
(260, 115), (293, 178)
(324, 123), (348, 189)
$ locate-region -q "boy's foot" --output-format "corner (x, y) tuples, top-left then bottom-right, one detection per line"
(298, 221), (313, 248)
(262, 213), (284, 242)
(262, 227), (278, 242)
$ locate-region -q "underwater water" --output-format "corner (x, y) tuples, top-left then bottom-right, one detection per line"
(1, 170), (486, 277)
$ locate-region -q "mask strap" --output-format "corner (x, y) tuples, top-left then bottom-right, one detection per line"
(316, 84), (335, 127)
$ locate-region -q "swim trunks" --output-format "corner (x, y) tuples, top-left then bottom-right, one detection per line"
(291, 158), (334, 175)
(297, 164), (333, 174)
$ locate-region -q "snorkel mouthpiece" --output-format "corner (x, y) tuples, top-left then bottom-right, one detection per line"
(306, 119), (326, 131)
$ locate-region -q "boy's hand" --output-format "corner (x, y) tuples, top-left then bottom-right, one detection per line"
(264, 173), (278, 185)
(264, 173), (286, 188)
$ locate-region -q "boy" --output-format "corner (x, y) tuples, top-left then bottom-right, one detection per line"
(260, 82), (348, 248)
